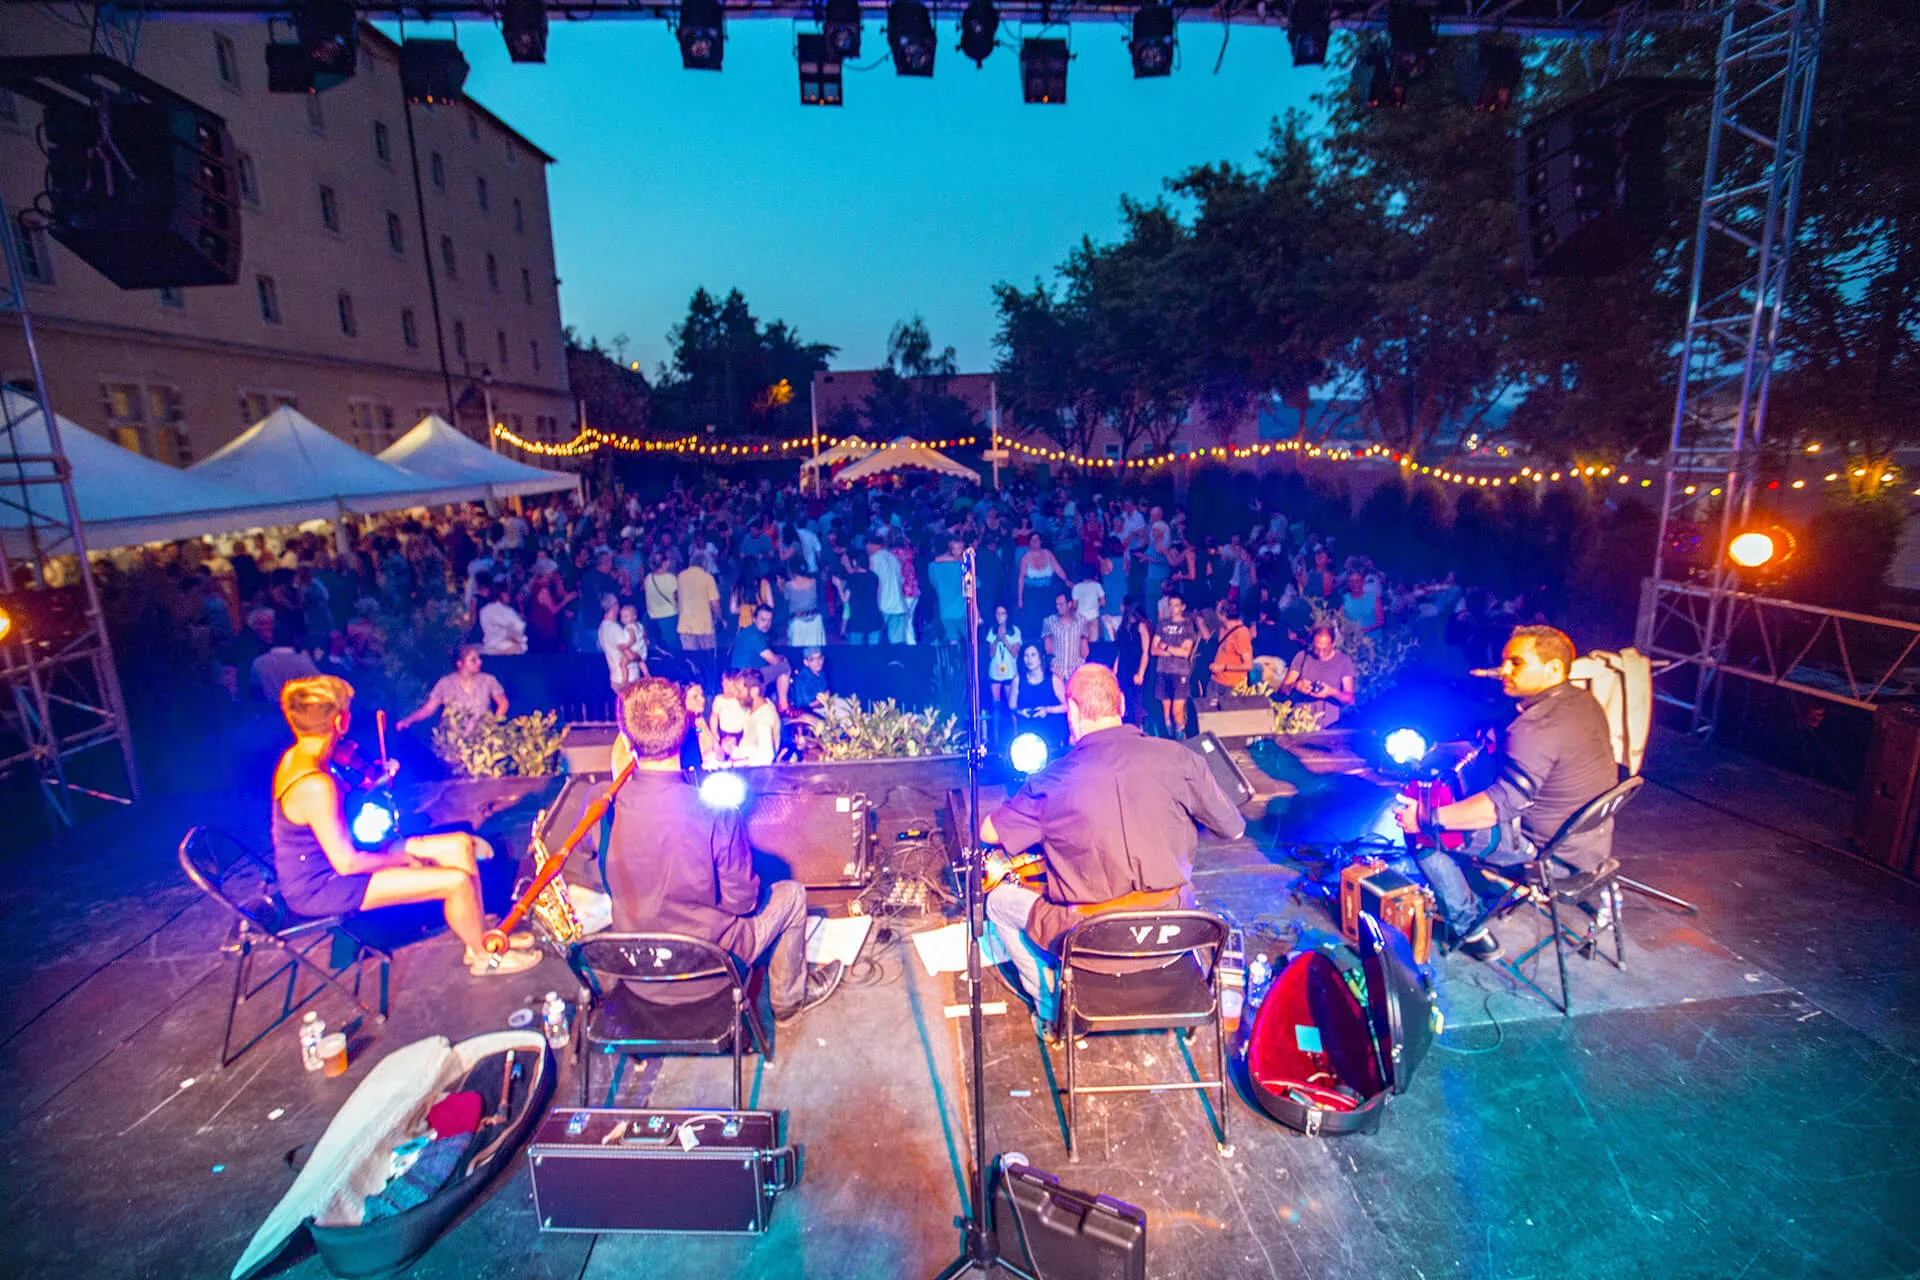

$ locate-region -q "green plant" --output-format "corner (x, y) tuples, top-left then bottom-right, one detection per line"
(1309, 603), (1417, 704)
(810, 695), (963, 762)
(431, 707), (562, 779)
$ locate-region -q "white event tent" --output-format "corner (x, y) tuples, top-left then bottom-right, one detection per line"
(378, 414), (580, 501)
(833, 436), (980, 486)
(192, 406), (470, 513)
(0, 389), (331, 555)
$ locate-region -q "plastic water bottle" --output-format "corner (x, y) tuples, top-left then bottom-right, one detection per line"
(1219, 928), (1247, 1036)
(1248, 954), (1274, 1010)
(541, 992), (570, 1050)
(298, 1011), (326, 1072)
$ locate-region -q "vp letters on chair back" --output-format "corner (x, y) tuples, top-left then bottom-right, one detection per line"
(1070, 913), (1224, 960)
(592, 938), (727, 983)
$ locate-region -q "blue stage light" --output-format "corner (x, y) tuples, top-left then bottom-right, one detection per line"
(699, 770), (748, 811)
(1384, 728), (1429, 766)
(350, 798), (395, 846)
(1009, 732), (1050, 775)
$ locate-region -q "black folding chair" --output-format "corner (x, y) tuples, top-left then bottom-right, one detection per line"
(178, 826), (391, 1069)
(1054, 909), (1231, 1162)
(567, 932), (770, 1110)
(1474, 775), (1644, 1016)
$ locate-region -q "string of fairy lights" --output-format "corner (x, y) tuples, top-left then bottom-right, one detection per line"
(493, 425), (1896, 495)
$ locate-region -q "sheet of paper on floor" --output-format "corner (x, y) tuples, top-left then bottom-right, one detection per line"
(806, 914), (875, 968)
(911, 921), (1009, 976)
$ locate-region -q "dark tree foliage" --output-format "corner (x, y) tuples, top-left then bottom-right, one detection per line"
(649, 288), (837, 440)
(564, 327), (651, 436)
(862, 317), (980, 442)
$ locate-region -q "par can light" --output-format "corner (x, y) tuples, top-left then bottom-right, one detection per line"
(351, 798), (397, 847)
(1727, 531), (1777, 569)
(1384, 728), (1430, 767)
(1009, 732), (1050, 775)
(699, 769), (749, 811)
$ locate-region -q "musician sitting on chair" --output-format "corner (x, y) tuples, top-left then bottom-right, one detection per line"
(271, 675), (540, 977)
(981, 665), (1247, 1037)
(603, 678), (843, 1026)
(1394, 625), (1619, 961)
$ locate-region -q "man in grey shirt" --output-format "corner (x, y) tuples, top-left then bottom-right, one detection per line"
(1281, 625), (1357, 727)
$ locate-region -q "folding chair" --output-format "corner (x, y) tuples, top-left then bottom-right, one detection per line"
(1054, 909), (1231, 1161)
(179, 826), (390, 1069)
(567, 932), (770, 1110)
(1474, 776), (1644, 1016)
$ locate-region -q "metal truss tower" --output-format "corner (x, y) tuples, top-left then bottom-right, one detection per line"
(0, 199), (141, 825)
(1634, 0), (1824, 732)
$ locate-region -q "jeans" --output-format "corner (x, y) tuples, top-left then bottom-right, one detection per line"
(848, 629), (882, 645)
(732, 879), (810, 1014)
(1413, 828), (1523, 934)
(985, 882), (1058, 1024)
(883, 612), (909, 644)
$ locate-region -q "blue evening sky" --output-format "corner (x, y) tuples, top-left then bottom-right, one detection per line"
(439, 19), (1334, 376)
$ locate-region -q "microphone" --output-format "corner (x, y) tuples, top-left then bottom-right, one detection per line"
(1469, 667), (1503, 679)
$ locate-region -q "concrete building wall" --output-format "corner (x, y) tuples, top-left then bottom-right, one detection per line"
(0, 17), (573, 464)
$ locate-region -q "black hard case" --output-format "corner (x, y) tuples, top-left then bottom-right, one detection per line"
(527, 1108), (796, 1234)
(1246, 913), (1436, 1136)
(994, 1163), (1147, 1280)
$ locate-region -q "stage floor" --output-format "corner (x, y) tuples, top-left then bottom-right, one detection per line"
(3, 732), (1918, 1280)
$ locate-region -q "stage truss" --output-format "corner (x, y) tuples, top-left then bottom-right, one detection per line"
(0, 199), (142, 826)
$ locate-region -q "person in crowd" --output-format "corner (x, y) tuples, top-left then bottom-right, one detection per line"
(928, 537), (969, 644)
(598, 594), (635, 694)
(981, 665), (1245, 1031)
(273, 675), (538, 977)
(676, 549), (722, 685)
(868, 532), (908, 644)
(1010, 642), (1067, 728)
(1395, 625), (1619, 960)
(251, 617), (320, 702)
(790, 647), (831, 714)
(1280, 624), (1357, 728)
(643, 550), (681, 653)
(731, 603), (793, 712)
(838, 549), (883, 645)
(783, 555), (826, 648)
(1113, 595), (1153, 727)
(397, 644), (510, 731)
(1098, 540), (1129, 645)
(477, 580), (529, 656)
(1015, 532), (1070, 643)
(574, 549), (621, 653)
(220, 606), (279, 699)
(1207, 598), (1254, 697)
(603, 678), (841, 1024)
(619, 604), (648, 687)
(724, 668), (783, 767)
(1340, 570), (1385, 634)
(1150, 590), (1199, 738)
(1042, 589), (1089, 685)
(526, 563), (576, 654)
(986, 604), (1022, 715)
(1070, 566), (1105, 657)
(893, 528), (922, 645)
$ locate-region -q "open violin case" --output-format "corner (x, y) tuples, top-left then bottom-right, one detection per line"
(233, 1030), (555, 1280)
(1246, 914), (1436, 1137)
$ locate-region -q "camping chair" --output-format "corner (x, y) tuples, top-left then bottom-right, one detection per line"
(567, 932), (770, 1110)
(1054, 910), (1231, 1162)
(1471, 776), (1644, 1016)
(179, 826), (391, 1070)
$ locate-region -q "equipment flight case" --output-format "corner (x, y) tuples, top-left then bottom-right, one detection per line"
(528, 1108), (797, 1234)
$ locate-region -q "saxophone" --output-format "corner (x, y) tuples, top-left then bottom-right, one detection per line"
(483, 756), (636, 954)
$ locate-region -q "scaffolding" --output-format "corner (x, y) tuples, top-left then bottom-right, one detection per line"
(0, 198), (141, 825)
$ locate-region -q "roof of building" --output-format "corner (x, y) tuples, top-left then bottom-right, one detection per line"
(361, 25), (557, 165)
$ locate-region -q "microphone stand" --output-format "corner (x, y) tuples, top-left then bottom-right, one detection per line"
(935, 548), (1034, 1280)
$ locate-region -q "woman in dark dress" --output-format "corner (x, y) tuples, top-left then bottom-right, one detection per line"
(1111, 596), (1153, 726)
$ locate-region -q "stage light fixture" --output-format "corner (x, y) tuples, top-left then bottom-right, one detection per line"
(0, 607), (11, 642)
(1386, 1), (1436, 81)
(502, 0), (550, 63)
(888, 0), (937, 76)
(294, 0), (359, 87)
(1728, 528), (1795, 571)
(678, 0), (726, 70)
(1129, 3), (1175, 79)
(400, 39), (470, 103)
(1385, 728), (1430, 767)
(959, 0), (1000, 65)
(699, 770), (749, 810)
(1020, 37), (1069, 104)
(1009, 732), (1050, 775)
(351, 797), (397, 847)
(1460, 38), (1522, 111)
(797, 33), (844, 105)
(1360, 50), (1404, 108)
(1286, 0), (1330, 66)
(823, 0), (864, 58)
(266, 42), (318, 94)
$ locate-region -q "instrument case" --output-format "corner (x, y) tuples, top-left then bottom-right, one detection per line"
(1246, 914), (1436, 1137)
(528, 1108), (795, 1234)
(993, 1162), (1146, 1280)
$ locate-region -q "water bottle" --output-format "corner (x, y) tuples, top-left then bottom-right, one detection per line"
(298, 1011), (326, 1072)
(1218, 928), (1247, 1036)
(1248, 954), (1274, 1010)
(541, 992), (570, 1050)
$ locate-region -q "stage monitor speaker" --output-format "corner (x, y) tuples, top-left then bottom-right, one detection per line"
(1185, 731), (1256, 810)
(41, 97), (241, 289)
(1856, 704), (1920, 878)
(993, 1163), (1146, 1280)
(745, 790), (873, 888)
(1194, 693), (1278, 743)
(558, 722), (617, 776)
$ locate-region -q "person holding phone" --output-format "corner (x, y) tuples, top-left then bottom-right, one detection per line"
(1280, 625), (1356, 728)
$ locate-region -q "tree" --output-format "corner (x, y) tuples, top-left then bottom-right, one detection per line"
(862, 317), (979, 442)
(992, 280), (1100, 458)
(563, 327), (649, 437)
(649, 288), (836, 440)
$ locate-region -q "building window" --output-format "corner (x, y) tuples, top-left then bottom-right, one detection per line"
(304, 93), (324, 131)
(236, 152), (259, 205)
(429, 151), (445, 190)
(402, 308), (420, 348)
(485, 253), (499, 292)
(467, 113), (479, 140)
(348, 401), (397, 453)
(386, 211), (404, 254)
(476, 176), (489, 211)
(103, 382), (143, 425)
(214, 34), (240, 89)
(155, 425), (193, 467)
(319, 184), (340, 232)
(15, 217), (52, 284)
(521, 267), (532, 304)
(337, 291), (357, 337)
(512, 197), (524, 233)
(256, 275), (281, 324)
(496, 329), (510, 369)
(158, 286), (184, 308)
(238, 390), (297, 426)
(439, 235), (456, 277)
(453, 320), (467, 360)
(373, 120), (391, 163)
(530, 339), (540, 371)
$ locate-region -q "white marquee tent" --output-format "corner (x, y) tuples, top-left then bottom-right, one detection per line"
(378, 414), (580, 501)
(193, 406), (470, 513)
(833, 437), (980, 486)
(0, 390), (331, 555)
